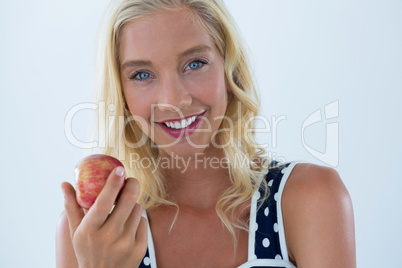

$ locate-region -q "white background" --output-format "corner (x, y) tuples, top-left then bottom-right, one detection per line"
(1, 0), (401, 267)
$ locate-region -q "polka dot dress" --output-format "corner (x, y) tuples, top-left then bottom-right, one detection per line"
(247, 162), (295, 267)
(139, 161), (299, 268)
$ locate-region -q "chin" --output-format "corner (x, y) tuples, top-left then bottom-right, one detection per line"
(159, 143), (209, 158)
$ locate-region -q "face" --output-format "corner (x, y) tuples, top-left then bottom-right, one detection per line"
(119, 9), (228, 157)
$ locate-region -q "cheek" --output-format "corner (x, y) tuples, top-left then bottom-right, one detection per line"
(124, 89), (149, 117)
(124, 90), (154, 134)
(190, 70), (227, 106)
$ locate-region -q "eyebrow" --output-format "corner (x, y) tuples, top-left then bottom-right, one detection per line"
(121, 45), (212, 70)
(121, 59), (152, 70)
(179, 45), (212, 60)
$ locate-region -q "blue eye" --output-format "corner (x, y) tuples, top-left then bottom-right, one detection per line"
(185, 59), (207, 71)
(189, 61), (201, 69)
(134, 72), (150, 80)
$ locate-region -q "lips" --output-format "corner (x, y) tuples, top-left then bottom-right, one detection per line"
(156, 110), (206, 138)
(159, 111), (206, 125)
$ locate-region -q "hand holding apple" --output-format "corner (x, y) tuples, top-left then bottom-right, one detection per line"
(75, 154), (125, 210)
(61, 154), (147, 268)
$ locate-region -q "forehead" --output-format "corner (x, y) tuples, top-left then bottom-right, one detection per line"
(119, 9), (216, 62)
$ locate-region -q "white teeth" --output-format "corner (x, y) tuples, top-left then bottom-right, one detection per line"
(181, 119), (186, 128)
(163, 115), (198, 129)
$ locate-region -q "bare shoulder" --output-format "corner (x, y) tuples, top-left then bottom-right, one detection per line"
(284, 163), (350, 201)
(56, 211), (79, 268)
(282, 163), (356, 268)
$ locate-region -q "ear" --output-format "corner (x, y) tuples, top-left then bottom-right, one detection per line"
(225, 75), (233, 92)
(226, 79), (233, 92)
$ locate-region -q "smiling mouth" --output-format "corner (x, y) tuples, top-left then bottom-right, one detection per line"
(155, 110), (207, 139)
(159, 111), (206, 130)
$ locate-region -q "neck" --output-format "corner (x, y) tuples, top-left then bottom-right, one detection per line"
(158, 146), (231, 210)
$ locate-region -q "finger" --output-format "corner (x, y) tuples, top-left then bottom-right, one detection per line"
(61, 182), (85, 238)
(135, 216), (148, 245)
(122, 203), (143, 239)
(84, 166), (125, 227)
(124, 214), (148, 261)
(106, 177), (140, 227)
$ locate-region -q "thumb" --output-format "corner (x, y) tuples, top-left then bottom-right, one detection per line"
(61, 181), (85, 239)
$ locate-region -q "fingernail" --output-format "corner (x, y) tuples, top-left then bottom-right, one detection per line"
(115, 166), (125, 177)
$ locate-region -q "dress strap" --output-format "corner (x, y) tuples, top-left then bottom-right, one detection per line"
(251, 161), (305, 267)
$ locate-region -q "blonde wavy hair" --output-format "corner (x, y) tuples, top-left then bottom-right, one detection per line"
(92, 0), (270, 238)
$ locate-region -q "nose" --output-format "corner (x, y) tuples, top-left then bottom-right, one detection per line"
(157, 74), (192, 112)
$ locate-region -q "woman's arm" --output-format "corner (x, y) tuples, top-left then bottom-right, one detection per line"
(56, 211), (79, 268)
(283, 163), (356, 268)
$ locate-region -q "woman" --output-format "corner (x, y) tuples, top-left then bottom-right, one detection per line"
(56, 0), (356, 267)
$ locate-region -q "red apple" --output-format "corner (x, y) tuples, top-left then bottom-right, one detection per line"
(75, 154), (124, 210)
